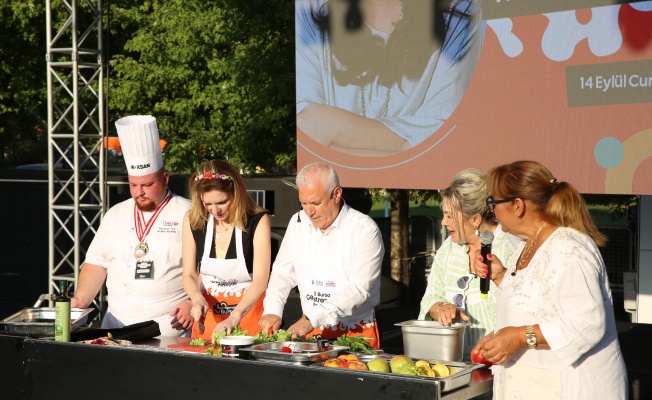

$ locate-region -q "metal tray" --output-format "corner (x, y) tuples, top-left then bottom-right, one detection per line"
(0, 307), (94, 336)
(311, 354), (482, 393)
(239, 341), (349, 364)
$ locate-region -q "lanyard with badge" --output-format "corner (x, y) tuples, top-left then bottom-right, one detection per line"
(303, 208), (348, 307)
(132, 191), (171, 279)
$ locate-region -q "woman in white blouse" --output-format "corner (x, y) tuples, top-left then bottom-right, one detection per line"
(473, 160), (627, 400)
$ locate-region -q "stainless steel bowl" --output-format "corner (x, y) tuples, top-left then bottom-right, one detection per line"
(395, 320), (468, 361)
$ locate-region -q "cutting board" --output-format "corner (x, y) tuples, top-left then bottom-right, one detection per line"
(167, 342), (216, 354)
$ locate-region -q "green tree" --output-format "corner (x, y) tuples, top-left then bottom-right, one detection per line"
(370, 188), (440, 304)
(107, 0), (296, 174)
(0, 1), (48, 166)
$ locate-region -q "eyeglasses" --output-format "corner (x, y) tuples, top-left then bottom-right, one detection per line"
(450, 274), (475, 309)
(485, 196), (516, 212)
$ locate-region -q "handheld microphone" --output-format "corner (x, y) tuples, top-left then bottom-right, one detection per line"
(479, 230), (494, 299)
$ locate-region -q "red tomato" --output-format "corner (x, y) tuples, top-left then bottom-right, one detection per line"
(470, 350), (493, 368)
(280, 346), (293, 353)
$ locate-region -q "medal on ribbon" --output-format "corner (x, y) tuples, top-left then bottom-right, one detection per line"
(133, 191), (171, 259)
(134, 242), (150, 258)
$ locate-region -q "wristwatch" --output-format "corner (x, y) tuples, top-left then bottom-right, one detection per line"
(526, 325), (537, 349)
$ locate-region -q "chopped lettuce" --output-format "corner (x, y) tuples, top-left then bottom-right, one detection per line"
(230, 326), (248, 336)
(189, 338), (208, 347)
(252, 329), (315, 344)
(273, 329), (292, 342)
(212, 331), (227, 345)
(205, 346), (221, 356)
(201, 325), (249, 356)
(211, 325), (248, 345)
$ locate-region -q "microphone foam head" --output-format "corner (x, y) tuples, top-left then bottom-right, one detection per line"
(480, 230), (494, 245)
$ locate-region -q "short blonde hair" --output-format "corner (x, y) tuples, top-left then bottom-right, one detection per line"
(440, 168), (494, 233)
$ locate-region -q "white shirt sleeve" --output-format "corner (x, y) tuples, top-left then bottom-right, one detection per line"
(262, 212), (301, 318)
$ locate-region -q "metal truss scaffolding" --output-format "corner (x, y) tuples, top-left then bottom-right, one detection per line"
(46, 0), (105, 304)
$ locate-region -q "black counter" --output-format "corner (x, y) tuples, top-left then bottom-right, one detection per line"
(0, 335), (492, 400)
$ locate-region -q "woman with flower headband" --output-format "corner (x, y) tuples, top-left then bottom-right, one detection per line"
(418, 168), (521, 358)
(472, 160), (627, 399)
(182, 159), (271, 339)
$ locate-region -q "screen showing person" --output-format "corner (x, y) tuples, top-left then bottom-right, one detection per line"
(296, 0), (484, 156)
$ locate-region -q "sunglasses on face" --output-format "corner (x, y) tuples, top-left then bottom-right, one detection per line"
(450, 274), (476, 308)
(485, 196), (516, 212)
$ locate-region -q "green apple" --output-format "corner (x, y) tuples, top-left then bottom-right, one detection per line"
(397, 363), (418, 376)
(389, 355), (414, 373)
(367, 357), (390, 372)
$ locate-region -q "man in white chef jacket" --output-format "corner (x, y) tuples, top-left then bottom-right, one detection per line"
(259, 163), (384, 348)
(71, 115), (193, 336)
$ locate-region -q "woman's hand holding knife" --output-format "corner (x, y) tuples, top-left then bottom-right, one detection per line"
(190, 295), (209, 334)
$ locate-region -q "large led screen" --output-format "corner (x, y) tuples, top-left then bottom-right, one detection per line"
(296, 0), (652, 194)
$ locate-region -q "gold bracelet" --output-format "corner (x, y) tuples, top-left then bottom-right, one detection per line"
(435, 302), (450, 317)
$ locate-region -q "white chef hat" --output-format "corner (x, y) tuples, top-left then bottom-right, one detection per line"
(115, 115), (164, 176)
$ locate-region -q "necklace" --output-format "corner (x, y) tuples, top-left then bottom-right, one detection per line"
(511, 223), (547, 276)
(360, 86), (392, 118)
(214, 223), (231, 239)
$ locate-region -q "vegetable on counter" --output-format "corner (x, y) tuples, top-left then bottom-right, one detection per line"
(182, 325), (250, 356)
(252, 331), (372, 353)
(332, 335), (374, 354)
(212, 325), (248, 345)
(253, 329), (318, 344)
(205, 346), (221, 357)
(189, 338), (208, 347)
